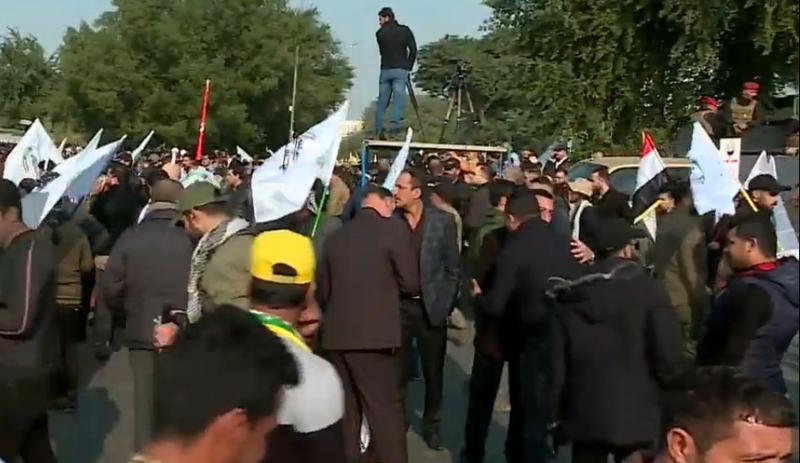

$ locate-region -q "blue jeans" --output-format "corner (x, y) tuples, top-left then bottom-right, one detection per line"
(375, 68), (409, 133)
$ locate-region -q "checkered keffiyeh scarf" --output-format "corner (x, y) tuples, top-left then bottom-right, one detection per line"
(186, 218), (249, 323)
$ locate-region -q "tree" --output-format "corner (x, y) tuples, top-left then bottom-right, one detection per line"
(0, 29), (55, 127)
(415, 0), (799, 155)
(42, 0), (352, 150)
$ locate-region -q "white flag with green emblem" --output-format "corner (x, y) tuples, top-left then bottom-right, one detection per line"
(2, 118), (58, 185)
(251, 102), (348, 223)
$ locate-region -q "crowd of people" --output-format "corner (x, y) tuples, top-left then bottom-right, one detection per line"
(1, 133), (798, 463)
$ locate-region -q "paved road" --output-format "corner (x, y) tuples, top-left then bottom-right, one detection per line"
(50, 328), (798, 463)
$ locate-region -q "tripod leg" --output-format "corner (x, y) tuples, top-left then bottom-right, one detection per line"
(439, 94), (457, 143)
(465, 90), (480, 124)
(456, 88), (463, 132)
(406, 76), (425, 136)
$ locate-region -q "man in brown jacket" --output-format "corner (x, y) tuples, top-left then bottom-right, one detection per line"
(652, 181), (709, 356)
(318, 184), (420, 463)
(53, 215), (94, 410)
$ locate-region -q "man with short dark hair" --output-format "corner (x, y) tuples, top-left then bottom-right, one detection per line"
(461, 178), (515, 463)
(225, 158), (254, 222)
(133, 306), (300, 463)
(484, 188), (581, 463)
(543, 143), (569, 178)
(656, 367), (795, 463)
(393, 169), (460, 450)
(319, 185), (418, 463)
(249, 230), (346, 463)
(697, 212), (799, 394)
(590, 166), (633, 222)
(375, 7), (417, 138)
(0, 179), (58, 462)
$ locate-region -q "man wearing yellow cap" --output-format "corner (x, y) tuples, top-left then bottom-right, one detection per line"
(249, 230), (346, 463)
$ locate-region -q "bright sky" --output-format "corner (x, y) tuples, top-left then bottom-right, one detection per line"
(1, 0), (491, 118)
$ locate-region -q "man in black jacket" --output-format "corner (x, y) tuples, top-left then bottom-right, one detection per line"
(548, 217), (686, 463)
(590, 166), (633, 222)
(225, 158), (254, 222)
(102, 179), (194, 451)
(375, 7), (417, 137)
(0, 179), (58, 462)
(394, 169), (460, 450)
(484, 189), (581, 463)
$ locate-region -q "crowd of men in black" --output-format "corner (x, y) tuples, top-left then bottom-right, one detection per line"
(0, 140), (798, 463)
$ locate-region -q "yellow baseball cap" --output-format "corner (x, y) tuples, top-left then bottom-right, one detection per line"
(251, 230), (315, 285)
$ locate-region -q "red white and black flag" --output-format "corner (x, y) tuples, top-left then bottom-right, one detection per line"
(632, 131), (667, 238)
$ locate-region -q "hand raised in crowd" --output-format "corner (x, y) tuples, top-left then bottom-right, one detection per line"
(570, 239), (595, 264)
(470, 279), (482, 297)
(154, 322), (180, 350)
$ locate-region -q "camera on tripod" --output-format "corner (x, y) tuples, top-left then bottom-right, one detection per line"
(443, 59), (471, 94)
(438, 58), (480, 142)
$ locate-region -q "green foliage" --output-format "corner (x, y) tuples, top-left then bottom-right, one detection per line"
(0, 29), (55, 128)
(38, 0), (352, 150)
(415, 0), (799, 155)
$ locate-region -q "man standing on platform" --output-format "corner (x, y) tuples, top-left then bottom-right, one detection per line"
(319, 185), (419, 463)
(393, 169), (460, 450)
(375, 7), (417, 139)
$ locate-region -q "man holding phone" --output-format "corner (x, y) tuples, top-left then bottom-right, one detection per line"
(101, 179), (193, 452)
(375, 7), (417, 139)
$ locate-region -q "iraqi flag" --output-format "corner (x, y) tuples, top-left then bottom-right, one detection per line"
(632, 131), (668, 238)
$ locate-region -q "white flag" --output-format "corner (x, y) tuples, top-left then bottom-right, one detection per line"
(744, 151), (799, 259)
(236, 146), (254, 164)
(49, 138), (67, 166)
(66, 136), (127, 201)
(383, 128), (414, 189)
(84, 129), (104, 152)
(22, 136), (126, 227)
(2, 119), (58, 184)
(131, 130), (155, 162)
(251, 102), (349, 223)
(687, 122), (740, 220)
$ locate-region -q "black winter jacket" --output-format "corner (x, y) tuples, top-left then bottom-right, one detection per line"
(548, 257), (686, 445)
(0, 230), (59, 379)
(102, 207), (193, 349)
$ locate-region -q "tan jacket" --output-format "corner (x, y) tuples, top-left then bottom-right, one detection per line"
(652, 207), (709, 335)
(54, 221), (94, 306)
(199, 233), (253, 313)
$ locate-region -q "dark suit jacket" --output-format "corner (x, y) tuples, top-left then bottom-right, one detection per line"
(418, 203), (461, 326)
(485, 218), (581, 328)
(318, 208), (420, 350)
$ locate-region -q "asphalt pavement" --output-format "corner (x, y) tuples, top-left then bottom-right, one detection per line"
(49, 326), (798, 463)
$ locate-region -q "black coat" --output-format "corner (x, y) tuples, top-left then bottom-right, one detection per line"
(102, 207), (193, 349)
(484, 218), (581, 328)
(548, 257), (686, 445)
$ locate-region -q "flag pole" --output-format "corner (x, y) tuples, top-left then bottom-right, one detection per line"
(633, 200), (664, 225)
(288, 45), (300, 143)
(739, 185), (759, 212)
(310, 187), (329, 238)
(195, 79), (211, 161)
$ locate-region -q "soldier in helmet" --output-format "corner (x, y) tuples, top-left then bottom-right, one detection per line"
(691, 96), (725, 139)
(722, 81), (765, 136)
